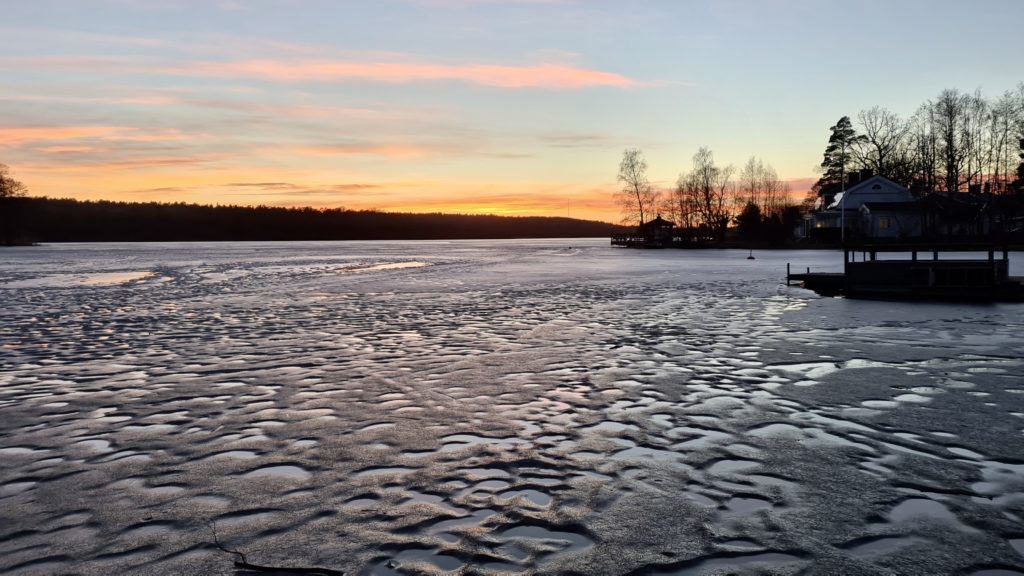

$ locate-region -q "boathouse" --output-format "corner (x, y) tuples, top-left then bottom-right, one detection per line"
(610, 214), (676, 248)
(642, 215), (675, 243)
(787, 243), (1022, 301)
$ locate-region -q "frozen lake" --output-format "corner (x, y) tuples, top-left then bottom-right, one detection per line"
(2, 239), (1023, 575)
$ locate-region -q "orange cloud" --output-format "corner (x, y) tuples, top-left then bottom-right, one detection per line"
(29, 156), (216, 173)
(110, 129), (186, 142)
(36, 145), (108, 154)
(0, 126), (126, 145)
(785, 176), (816, 201)
(0, 53), (643, 90)
(0, 125), (185, 146)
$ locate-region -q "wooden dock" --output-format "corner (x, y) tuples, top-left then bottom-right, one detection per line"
(785, 265), (845, 295)
(787, 243), (1024, 302)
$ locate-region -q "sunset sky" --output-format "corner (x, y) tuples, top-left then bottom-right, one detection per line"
(3, 0), (1021, 222)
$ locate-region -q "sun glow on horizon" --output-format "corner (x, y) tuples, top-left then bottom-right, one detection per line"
(2, 1), (1019, 223)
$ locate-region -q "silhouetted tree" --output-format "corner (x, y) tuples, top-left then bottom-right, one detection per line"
(854, 107), (910, 182)
(1014, 137), (1024, 193)
(814, 116), (863, 204)
(660, 180), (691, 235)
(763, 205), (805, 245)
(933, 89), (970, 192)
(615, 148), (659, 227)
(0, 164), (27, 198)
(988, 90), (1019, 194)
(734, 202), (762, 241)
(681, 147), (734, 242)
(738, 157), (763, 211)
(737, 157), (788, 217)
(0, 164), (30, 245)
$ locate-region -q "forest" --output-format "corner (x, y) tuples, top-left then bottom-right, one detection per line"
(0, 196), (619, 244)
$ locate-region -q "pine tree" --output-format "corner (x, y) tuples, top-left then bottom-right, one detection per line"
(813, 116), (864, 205)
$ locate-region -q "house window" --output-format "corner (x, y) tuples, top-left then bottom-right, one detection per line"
(878, 217), (891, 229)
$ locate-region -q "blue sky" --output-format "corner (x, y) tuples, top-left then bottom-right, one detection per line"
(2, 0), (1021, 220)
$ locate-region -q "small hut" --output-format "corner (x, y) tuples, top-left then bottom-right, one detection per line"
(640, 214), (676, 247)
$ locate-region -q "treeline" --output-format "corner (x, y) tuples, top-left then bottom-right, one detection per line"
(815, 84), (1024, 202)
(613, 83), (1024, 245)
(615, 148), (801, 245)
(0, 197), (620, 243)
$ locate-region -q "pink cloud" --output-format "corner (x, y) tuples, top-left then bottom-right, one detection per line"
(0, 125), (186, 146)
(44, 157), (209, 170)
(36, 145), (108, 154)
(289, 144), (445, 159)
(0, 126), (126, 145)
(785, 176), (817, 200)
(158, 59), (640, 89)
(0, 53), (643, 90)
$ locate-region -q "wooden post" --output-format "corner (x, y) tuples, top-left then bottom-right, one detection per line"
(786, 263), (790, 285)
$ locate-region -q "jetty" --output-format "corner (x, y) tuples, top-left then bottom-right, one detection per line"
(787, 243), (1024, 301)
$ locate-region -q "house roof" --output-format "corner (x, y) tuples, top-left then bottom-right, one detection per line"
(826, 176), (913, 210)
(643, 215), (675, 228)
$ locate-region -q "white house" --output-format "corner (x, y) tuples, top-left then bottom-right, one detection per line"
(809, 176), (915, 238)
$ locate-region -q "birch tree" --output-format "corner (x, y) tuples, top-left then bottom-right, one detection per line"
(686, 147), (734, 241)
(615, 148), (659, 227)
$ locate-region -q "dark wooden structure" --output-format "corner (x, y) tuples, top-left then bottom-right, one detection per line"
(611, 215), (677, 248)
(787, 243), (1024, 301)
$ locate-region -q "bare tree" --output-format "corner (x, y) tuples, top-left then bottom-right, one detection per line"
(760, 163), (790, 217)
(1, 164), (30, 245)
(907, 103), (939, 193)
(0, 164), (28, 198)
(933, 89), (970, 192)
(685, 147), (734, 241)
(962, 89), (990, 191)
(988, 91), (1017, 193)
(737, 156), (788, 217)
(615, 148), (659, 227)
(854, 106), (909, 180)
(897, 86), (1024, 196)
(658, 182), (688, 231)
(738, 157), (763, 211)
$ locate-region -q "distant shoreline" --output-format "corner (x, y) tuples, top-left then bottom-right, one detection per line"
(1, 196), (621, 243)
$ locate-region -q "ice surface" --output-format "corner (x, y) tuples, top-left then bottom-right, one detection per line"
(1, 240), (1023, 575)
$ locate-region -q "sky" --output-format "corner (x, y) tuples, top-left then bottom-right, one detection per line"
(2, 0), (1022, 222)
